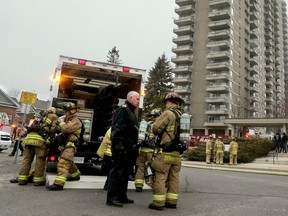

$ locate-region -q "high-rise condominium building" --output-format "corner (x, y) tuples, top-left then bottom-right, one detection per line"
(172, 0), (288, 136)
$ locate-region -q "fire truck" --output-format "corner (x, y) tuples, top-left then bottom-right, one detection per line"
(48, 55), (147, 171)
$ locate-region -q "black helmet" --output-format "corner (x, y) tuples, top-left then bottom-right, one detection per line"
(162, 92), (185, 104)
(63, 102), (77, 111)
(147, 108), (162, 117)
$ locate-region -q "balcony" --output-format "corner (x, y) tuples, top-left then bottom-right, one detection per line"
(205, 108), (229, 115)
(171, 55), (193, 64)
(173, 26), (194, 36)
(172, 35), (193, 45)
(208, 20), (230, 30)
(174, 15), (195, 26)
(175, 5), (195, 15)
(206, 61), (230, 70)
(204, 120), (226, 127)
(176, 0), (195, 7)
(207, 40), (230, 49)
(250, 20), (259, 29)
(206, 72), (230, 81)
(205, 95), (229, 103)
(208, 30), (230, 39)
(209, 9), (230, 21)
(249, 74), (259, 84)
(172, 66), (192, 74)
(172, 45), (193, 54)
(248, 95), (258, 102)
(174, 86), (191, 93)
(173, 76), (192, 84)
(206, 84), (229, 92)
(265, 80), (273, 87)
(250, 11), (259, 20)
(209, 0), (231, 9)
(207, 51), (230, 60)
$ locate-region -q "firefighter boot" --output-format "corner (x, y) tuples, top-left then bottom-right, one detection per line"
(46, 184), (63, 191)
(148, 203), (164, 211)
(66, 175), (80, 181)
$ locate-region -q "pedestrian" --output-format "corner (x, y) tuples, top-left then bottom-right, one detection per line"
(9, 122), (27, 156)
(46, 102), (82, 191)
(106, 91), (139, 207)
(229, 137), (238, 165)
(18, 107), (58, 186)
(215, 136), (225, 165)
(281, 132), (287, 153)
(134, 108), (162, 192)
(274, 132), (281, 153)
(205, 135), (213, 164)
(96, 127), (112, 190)
(148, 92), (184, 211)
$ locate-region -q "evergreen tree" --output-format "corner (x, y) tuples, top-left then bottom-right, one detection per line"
(144, 53), (173, 114)
(107, 46), (121, 65)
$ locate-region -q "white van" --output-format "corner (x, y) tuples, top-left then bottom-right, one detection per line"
(0, 131), (12, 151)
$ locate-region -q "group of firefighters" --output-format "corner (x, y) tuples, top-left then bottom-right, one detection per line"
(205, 136), (239, 165)
(9, 90), (239, 210)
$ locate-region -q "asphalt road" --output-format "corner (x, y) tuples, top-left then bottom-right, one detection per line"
(1, 148), (288, 216)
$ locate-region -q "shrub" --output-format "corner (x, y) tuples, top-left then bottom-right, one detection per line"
(183, 138), (273, 164)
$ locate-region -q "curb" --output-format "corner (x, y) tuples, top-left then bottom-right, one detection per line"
(181, 163), (288, 176)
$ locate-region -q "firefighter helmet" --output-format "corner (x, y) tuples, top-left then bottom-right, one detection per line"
(63, 102), (77, 113)
(162, 92), (185, 104)
(147, 108), (162, 117)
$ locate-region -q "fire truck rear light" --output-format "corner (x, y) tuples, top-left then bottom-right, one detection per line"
(49, 155), (56, 162)
(123, 67), (130, 73)
(78, 59), (86, 65)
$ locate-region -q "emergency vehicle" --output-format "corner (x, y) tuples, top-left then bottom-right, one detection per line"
(48, 55), (147, 170)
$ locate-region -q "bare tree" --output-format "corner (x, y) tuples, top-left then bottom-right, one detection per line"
(107, 46), (121, 65)
(7, 88), (20, 99)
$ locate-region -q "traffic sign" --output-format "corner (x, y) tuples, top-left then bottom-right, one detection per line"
(20, 91), (37, 105)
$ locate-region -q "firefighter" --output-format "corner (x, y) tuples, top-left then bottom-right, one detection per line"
(96, 127), (112, 190)
(229, 137), (238, 165)
(134, 108), (162, 192)
(148, 92), (184, 211)
(215, 136), (225, 165)
(205, 135), (213, 164)
(18, 107), (58, 186)
(9, 122), (27, 156)
(47, 102), (82, 190)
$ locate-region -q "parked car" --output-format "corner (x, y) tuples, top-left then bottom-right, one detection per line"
(0, 131), (12, 151)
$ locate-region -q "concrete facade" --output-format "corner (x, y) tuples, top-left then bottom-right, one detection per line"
(172, 0), (288, 137)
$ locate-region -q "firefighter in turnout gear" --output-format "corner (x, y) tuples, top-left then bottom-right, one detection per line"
(229, 137), (238, 165)
(148, 92), (184, 211)
(18, 107), (58, 186)
(96, 127), (112, 190)
(215, 136), (225, 165)
(47, 102), (82, 190)
(134, 108), (162, 192)
(206, 135), (213, 164)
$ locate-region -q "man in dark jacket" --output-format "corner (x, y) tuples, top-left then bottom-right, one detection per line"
(106, 91), (139, 207)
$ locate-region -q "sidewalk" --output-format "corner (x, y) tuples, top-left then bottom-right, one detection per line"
(182, 153), (288, 176)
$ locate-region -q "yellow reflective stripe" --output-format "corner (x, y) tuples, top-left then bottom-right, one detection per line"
(59, 122), (65, 126)
(44, 118), (52, 124)
(55, 176), (67, 183)
(163, 151), (181, 157)
(166, 193), (178, 200)
(135, 179), (144, 185)
(33, 176), (44, 182)
(18, 175), (28, 181)
(70, 170), (81, 177)
(25, 134), (44, 141)
(140, 147), (154, 153)
(153, 194), (166, 202)
(74, 128), (81, 136)
(166, 125), (175, 132)
(66, 141), (75, 148)
(105, 148), (112, 156)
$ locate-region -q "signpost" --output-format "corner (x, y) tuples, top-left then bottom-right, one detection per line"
(14, 91), (37, 164)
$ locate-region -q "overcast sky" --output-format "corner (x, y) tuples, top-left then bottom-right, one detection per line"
(1, 1), (288, 101)
(0, 0), (175, 100)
